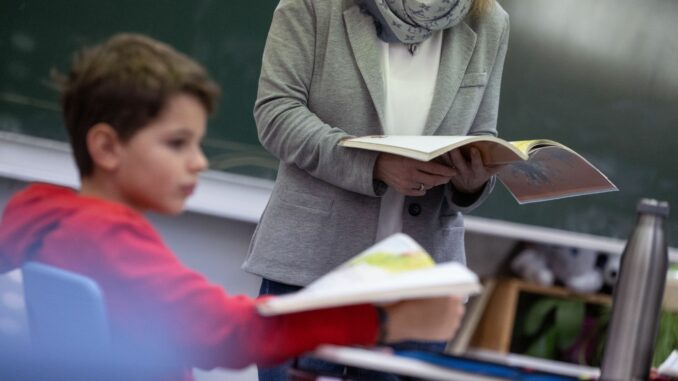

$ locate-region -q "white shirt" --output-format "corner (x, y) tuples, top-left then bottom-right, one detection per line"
(375, 31), (443, 241)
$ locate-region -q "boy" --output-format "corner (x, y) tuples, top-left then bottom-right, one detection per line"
(0, 34), (464, 380)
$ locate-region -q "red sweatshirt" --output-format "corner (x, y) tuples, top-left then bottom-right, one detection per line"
(0, 183), (378, 380)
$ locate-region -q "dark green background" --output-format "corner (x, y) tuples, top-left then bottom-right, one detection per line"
(0, 0), (281, 179)
(1, 0), (676, 246)
(476, 0), (678, 247)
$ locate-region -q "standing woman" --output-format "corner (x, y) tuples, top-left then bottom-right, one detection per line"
(244, 0), (508, 378)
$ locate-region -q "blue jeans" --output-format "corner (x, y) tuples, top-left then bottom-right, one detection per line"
(257, 278), (447, 381)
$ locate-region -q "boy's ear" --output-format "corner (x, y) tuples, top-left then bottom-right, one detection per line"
(86, 123), (123, 172)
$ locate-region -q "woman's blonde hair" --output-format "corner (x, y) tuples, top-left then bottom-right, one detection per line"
(471, 0), (495, 17)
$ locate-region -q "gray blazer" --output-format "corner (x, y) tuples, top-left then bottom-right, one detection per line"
(243, 0), (510, 286)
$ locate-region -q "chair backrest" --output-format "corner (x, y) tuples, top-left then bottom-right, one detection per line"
(21, 262), (110, 358)
(19, 263), (160, 380)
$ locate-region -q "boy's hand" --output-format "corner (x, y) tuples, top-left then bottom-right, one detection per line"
(381, 296), (465, 343)
(374, 153), (457, 196)
(437, 148), (502, 194)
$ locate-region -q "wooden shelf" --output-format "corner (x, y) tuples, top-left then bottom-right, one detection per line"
(469, 278), (612, 353)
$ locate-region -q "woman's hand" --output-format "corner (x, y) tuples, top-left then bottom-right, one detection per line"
(374, 153), (457, 196)
(438, 147), (502, 194)
(381, 296), (465, 343)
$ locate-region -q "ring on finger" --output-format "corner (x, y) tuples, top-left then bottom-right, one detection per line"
(418, 183), (425, 192)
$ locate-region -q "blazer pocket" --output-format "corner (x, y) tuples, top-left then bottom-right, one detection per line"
(277, 189), (333, 214)
(435, 215), (466, 263)
(439, 213), (464, 229)
(460, 72), (488, 88)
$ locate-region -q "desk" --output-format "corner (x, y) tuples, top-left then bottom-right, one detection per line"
(293, 345), (597, 381)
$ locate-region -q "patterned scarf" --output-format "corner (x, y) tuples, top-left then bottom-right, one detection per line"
(358, 0), (473, 44)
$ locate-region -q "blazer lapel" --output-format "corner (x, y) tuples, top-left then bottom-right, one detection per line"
(344, 6), (386, 133)
(424, 22), (477, 135)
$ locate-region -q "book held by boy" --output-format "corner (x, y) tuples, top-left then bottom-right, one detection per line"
(339, 135), (618, 204)
(256, 233), (481, 316)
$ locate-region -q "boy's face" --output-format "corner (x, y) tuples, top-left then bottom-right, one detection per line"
(113, 94), (208, 214)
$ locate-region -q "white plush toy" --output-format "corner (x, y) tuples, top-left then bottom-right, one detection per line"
(603, 254), (621, 288)
(510, 246), (554, 286)
(511, 244), (604, 294)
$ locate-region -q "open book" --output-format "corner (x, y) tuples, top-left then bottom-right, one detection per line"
(256, 233), (481, 316)
(340, 135), (618, 204)
(339, 135), (617, 204)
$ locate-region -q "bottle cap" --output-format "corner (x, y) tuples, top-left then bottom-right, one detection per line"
(637, 198), (670, 217)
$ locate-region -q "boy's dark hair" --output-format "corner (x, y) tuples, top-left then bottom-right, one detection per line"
(53, 33), (220, 177)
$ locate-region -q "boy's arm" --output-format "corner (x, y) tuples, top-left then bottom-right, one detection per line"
(100, 221), (378, 369)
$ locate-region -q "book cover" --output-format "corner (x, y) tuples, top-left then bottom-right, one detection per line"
(256, 233), (481, 316)
(340, 135), (618, 204)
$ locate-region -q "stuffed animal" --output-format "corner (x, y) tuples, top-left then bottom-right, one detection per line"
(511, 244), (604, 294)
(602, 254), (621, 288)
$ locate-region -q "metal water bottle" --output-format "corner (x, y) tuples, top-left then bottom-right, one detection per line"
(600, 199), (669, 381)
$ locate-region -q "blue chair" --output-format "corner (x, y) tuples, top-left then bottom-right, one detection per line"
(17, 262), (112, 380)
(22, 262), (111, 355)
(17, 263), (177, 381)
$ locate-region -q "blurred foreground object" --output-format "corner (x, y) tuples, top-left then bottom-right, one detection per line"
(600, 199), (669, 381)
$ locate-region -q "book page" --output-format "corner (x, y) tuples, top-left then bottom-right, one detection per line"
(509, 139), (562, 155)
(306, 233), (435, 292)
(340, 135), (526, 163)
(342, 135), (477, 156)
(257, 234), (481, 316)
(658, 350), (678, 377)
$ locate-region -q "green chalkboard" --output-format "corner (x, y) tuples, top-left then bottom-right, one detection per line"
(0, 0), (280, 179)
(474, 0), (678, 246)
(1, 0), (676, 246)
